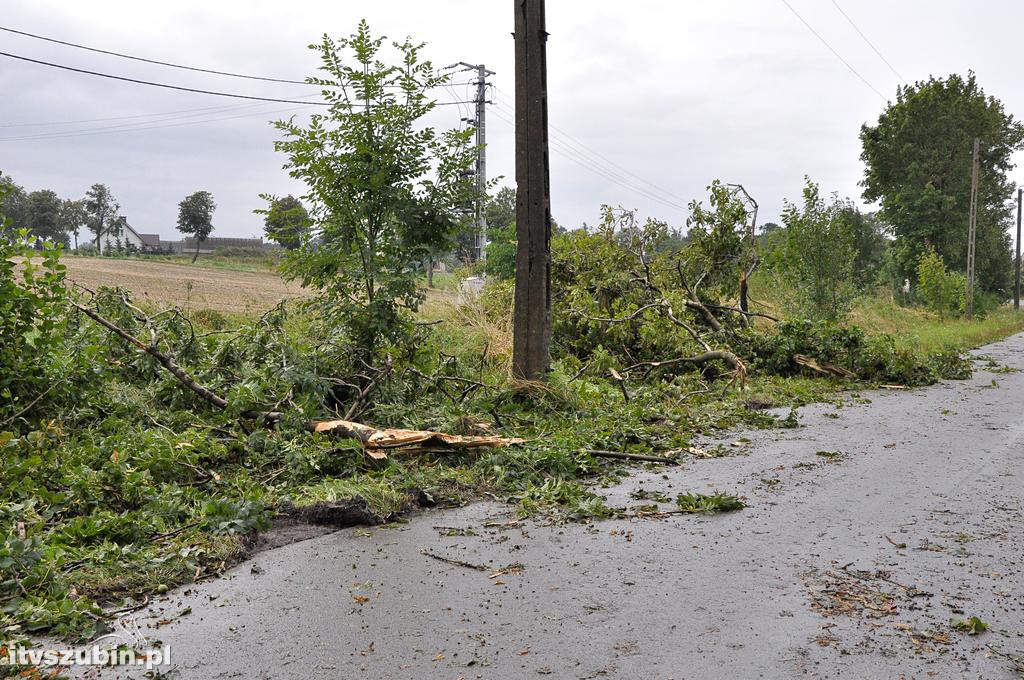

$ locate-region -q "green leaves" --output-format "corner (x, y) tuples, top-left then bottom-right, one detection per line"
(861, 72), (1023, 294)
(950, 616), (989, 635)
(675, 492), (745, 514)
(767, 178), (859, 322)
(270, 21), (476, 355)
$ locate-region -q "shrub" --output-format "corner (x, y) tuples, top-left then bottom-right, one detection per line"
(916, 247), (964, 316)
(0, 226), (70, 424)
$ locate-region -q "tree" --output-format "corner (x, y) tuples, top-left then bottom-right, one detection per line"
(261, 195), (310, 250)
(83, 183), (119, 251)
(482, 187), (517, 278)
(59, 199), (88, 249)
(177, 191), (216, 263)
(23, 190), (67, 245)
(860, 72), (1024, 293)
(269, 21), (476, 353)
(771, 179), (858, 321)
(0, 172), (27, 235)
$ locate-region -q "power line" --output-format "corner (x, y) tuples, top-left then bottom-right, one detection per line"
(0, 49), (477, 107)
(0, 99), (303, 128)
(829, 0), (906, 83)
(0, 103), (315, 142)
(777, 0), (887, 100)
(491, 98), (689, 211)
(492, 86), (691, 205)
(0, 24), (309, 84)
(489, 104), (688, 213)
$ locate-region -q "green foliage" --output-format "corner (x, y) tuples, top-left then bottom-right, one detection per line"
(23, 189), (67, 246)
(484, 223), (516, 280)
(950, 616), (988, 635)
(684, 180), (753, 299)
(270, 20), (476, 352)
(675, 491), (744, 513)
(259, 194), (310, 250)
(481, 186), (517, 276)
(0, 221), (72, 424)
(769, 179), (858, 321)
(177, 190), (216, 262)
(731, 320), (971, 386)
(861, 72), (1023, 293)
(83, 183), (119, 251)
(916, 246), (965, 316)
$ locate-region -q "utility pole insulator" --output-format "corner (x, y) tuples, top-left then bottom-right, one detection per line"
(512, 0), (552, 380)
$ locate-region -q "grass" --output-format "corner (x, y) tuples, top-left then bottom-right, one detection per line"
(66, 250), (281, 274)
(7, 262), (1024, 645)
(850, 295), (1024, 353)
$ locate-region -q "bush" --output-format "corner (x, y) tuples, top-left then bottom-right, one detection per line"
(916, 247), (964, 316)
(0, 228), (71, 424)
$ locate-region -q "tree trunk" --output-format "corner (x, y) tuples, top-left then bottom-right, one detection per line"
(427, 258), (435, 288)
(191, 238), (200, 263)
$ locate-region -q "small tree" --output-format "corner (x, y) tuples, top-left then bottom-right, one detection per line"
(83, 183), (119, 252)
(260, 194), (310, 250)
(772, 179), (858, 321)
(177, 191), (216, 263)
(269, 21), (476, 353)
(916, 246), (965, 316)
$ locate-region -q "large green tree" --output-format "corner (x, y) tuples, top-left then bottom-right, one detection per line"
(24, 190), (67, 245)
(83, 183), (119, 251)
(177, 191), (216, 263)
(860, 72), (1024, 293)
(261, 194), (310, 250)
(0, 172), (27, 234)
(59, 199), (88, 249)
(270, 21), (476, 352)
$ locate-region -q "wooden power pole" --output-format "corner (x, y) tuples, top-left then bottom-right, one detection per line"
(966, 138), (980, 320)
(1016, 187), (1022, 310)
(512, 0), (552, 379)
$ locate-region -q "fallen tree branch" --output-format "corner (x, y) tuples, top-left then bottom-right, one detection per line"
(586, 450), (679, 465)
(794, 354), (855, 379)
(419, 549), (490, 571)
(73, 300), (524, 456)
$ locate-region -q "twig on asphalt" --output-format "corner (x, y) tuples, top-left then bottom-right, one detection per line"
(419, 549), (490, 572)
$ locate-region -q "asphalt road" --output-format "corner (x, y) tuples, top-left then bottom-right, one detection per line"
(100, 335), (1024, 679)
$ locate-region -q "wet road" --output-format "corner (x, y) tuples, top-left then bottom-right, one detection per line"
(108, 335), (1024, 679)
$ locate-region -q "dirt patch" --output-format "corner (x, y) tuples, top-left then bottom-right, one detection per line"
(62, 257), (304, 313)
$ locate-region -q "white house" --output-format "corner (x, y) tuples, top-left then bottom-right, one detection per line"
(99, 216), (161, 253)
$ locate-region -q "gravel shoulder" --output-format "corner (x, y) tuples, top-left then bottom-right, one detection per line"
(95, 335), (1024, 679)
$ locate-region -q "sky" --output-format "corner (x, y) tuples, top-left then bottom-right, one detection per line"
(1, 0), (1023, 241)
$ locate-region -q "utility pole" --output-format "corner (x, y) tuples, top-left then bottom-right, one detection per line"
(451, 62), (494, 263)
(1016, 187), (1022, 310)
(966, 138), (980, 320)
(512, 0), (552, 380)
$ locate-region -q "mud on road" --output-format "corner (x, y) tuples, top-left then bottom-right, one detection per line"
(96, 335), (1024, 679)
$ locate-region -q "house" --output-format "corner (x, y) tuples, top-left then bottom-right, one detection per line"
(99, 216), (162, 253)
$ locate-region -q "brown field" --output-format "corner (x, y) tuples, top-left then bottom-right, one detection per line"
(62, 257), (304, 314)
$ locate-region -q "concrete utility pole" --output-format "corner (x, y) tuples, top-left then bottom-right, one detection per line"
(452, 62), (495, 263)
(966, 138), (980, 320)
(1016, 187), (1022, 310)
(512, 0), (552, 380)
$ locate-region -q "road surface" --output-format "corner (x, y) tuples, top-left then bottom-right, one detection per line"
(104, 335), (1024, 679)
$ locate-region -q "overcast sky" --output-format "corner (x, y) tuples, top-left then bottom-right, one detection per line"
(2, 1), (1023, 240)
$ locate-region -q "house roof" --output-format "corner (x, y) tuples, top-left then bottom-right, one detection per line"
(116, 216), (160, 246)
